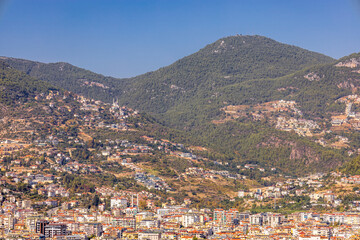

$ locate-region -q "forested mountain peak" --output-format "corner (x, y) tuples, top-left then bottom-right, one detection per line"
(150, 35), (334, 81)
(1, 35), (334, 105)
(110, 35), (334, 114)
(194, 35), (334, 67)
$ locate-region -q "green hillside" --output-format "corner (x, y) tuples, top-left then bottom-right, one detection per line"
(160, 53), (360, 175)
(0, 61), (56, 106)
(0, 57), (128, 103)
(117, 35), (334, 114)
(1, 35), (334, 114)
(342, 155), (360, 175)
(160, 53), (360, 129)
(218, 53), (360, 116)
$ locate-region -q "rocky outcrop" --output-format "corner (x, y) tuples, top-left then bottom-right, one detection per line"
(259, 136), (320, 164)
(304, 72), (322, 81)
(337, 78), (360, 92)
(335, 58), (360, 68)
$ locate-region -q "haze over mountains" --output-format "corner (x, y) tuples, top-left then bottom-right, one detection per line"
(2, 35), (360, 175)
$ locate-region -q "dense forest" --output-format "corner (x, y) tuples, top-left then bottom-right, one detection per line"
(0, 61), (56, 106)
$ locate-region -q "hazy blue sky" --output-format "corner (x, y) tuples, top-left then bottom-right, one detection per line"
(0, 0), (360, 77)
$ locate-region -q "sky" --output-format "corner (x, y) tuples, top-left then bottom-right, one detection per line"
(0, 0), (360, 78)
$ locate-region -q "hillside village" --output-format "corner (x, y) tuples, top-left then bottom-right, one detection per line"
(2, 90), (360, 239)
(4, 168), (360, 239)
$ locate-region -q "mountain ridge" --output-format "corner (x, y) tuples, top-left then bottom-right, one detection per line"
(0, 35), (335, 113)
(3, 35), (358, 176)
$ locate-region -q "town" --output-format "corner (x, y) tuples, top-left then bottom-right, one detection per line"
(1, 90), (360, 239)
(3, 171), (360, 239)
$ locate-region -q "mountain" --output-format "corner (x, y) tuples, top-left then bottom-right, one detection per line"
(0, 56), (128, 103)
(116, 35), (334, 115)
(1, 35), (334, 116)
(4, 35), (359, 176)
(2, 52), (360, 209)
